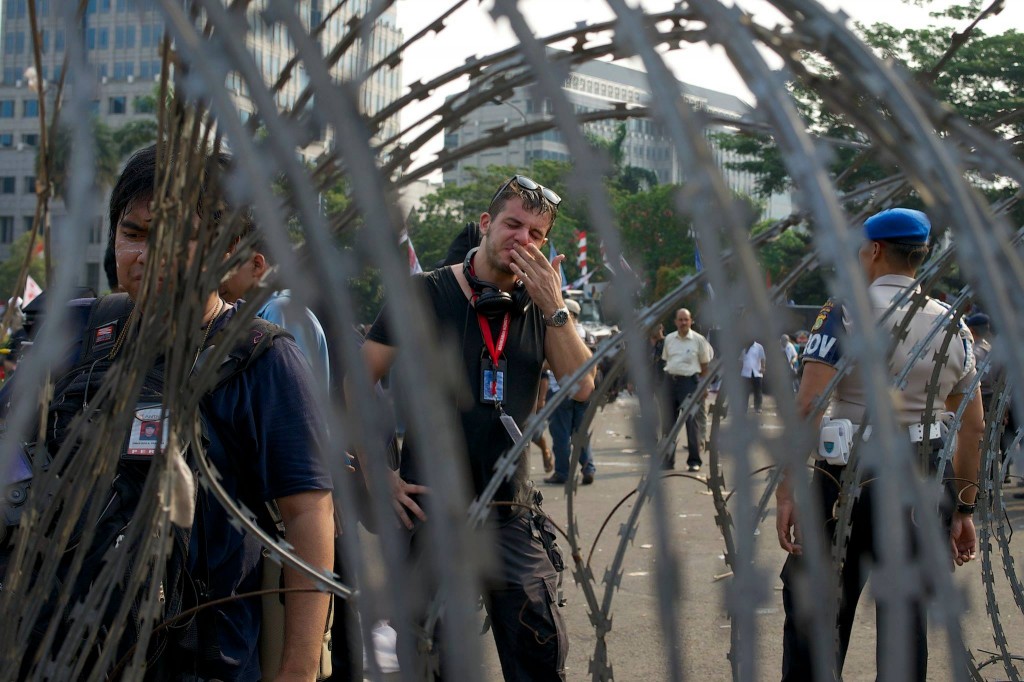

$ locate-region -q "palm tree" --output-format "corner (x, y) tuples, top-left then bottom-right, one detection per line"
(42, 119), (127, 202)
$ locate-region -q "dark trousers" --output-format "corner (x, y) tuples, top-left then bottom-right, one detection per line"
(780, 458), (954, 681)
(399, 513), (567, 681)
(666, 374), (701, 468)
(744, 376), (763, 413)
(548, 389), (595, 480)
(326, 550), (362, 682)
(981, 392), (1018, 471)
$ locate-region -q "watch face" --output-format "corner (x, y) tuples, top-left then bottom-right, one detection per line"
(551, 309), (569, 326)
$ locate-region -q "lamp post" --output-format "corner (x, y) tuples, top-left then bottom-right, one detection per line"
(493, 97), (530, 169)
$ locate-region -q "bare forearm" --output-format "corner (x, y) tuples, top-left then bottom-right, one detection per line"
(546, 326), (595, 401)
(277, 492), (334, 678)
(947, 389), (984, 506)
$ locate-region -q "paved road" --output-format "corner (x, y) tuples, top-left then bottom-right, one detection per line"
(365, 393), (1024, 680)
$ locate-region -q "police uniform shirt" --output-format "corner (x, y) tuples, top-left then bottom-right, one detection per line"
(971, 337), (995, 398)
(662, 329), (712, 377)
(801, 274), (976, 426)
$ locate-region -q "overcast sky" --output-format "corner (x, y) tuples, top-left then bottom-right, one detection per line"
(393, 0), (1021, 173)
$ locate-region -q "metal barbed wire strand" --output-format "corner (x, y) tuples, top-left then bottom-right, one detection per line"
(673, 5), (875, 679)
(162, 5), (482, 679)
(974, 374), (1023, 678)
(765, 3), (1023, 678)
(688, 6), (966, 679)
(0, 6), (114, 672)
(264, 3), (544, 675)
(3, 2), (1022, 679)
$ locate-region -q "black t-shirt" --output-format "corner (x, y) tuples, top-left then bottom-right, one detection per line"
(367, 267), (546, 513)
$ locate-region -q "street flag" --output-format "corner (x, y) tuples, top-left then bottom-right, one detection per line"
(399, 230), (422, 275)
(600, 240), (635, 277)
(24, 275), (42, 305)
(549, 241), (569, 291)
(694, 240), (715, 298)
(571, 269), (597, 289)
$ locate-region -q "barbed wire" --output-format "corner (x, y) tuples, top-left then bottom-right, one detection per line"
(0, 1), (1020, 680)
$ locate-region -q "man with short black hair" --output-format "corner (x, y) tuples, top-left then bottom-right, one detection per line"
(355, 175), (595, 680)
(219, 227), (330, 388)
(9, 145), (335, 681)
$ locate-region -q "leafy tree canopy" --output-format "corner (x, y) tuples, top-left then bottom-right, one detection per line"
(714, 1), (1023, 198)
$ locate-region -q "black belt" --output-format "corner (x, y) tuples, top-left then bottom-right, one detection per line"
(669, 373), (699, 379)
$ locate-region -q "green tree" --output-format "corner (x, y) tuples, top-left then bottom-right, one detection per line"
(752, 222), (828, 304)
(587, 122), (660, 194)
(407, 162), (586, 281)
(43, 117), (157, 201)
(714, 3), (1024, 197)
(0, 231), (46, 299)
(616, 184), (694, 298)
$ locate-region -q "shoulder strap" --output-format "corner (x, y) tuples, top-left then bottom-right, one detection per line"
(195, 317), (291, 536)
(210, 318), (291, 392)
(80, 293), (133, 361)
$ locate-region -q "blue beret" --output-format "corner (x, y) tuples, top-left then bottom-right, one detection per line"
(864, 208), (930, 243)
(965, 313), (990, 328)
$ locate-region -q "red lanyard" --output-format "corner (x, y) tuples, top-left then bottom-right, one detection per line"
(477, 310), (510, 368)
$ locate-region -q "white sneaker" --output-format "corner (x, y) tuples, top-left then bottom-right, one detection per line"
(364, 620), (400, 673)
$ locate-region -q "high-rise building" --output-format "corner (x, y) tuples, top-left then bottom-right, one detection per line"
(443, 53), (792, 219)
(0, 0), (403, 294)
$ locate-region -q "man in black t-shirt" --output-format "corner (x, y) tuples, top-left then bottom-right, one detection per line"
(356, 175), (595, 681)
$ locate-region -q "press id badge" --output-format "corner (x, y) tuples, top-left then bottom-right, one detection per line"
(480, 356), (507, 405)
(123, 403), (170, 460)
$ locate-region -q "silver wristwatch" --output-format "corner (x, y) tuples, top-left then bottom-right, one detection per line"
(544, 307), (570, 327)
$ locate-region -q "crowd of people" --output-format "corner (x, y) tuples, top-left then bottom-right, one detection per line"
(0, 148), (1012, 682)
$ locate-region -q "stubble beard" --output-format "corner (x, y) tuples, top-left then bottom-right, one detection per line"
(485, 237), (514, 275)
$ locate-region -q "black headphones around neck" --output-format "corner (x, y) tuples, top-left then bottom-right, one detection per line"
(463, 247), (531, 319)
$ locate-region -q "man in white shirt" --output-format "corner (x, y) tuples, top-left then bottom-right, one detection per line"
(781, 334), (800, 393)
(741, 341), (767, 413)
(661, 308), (712, 471)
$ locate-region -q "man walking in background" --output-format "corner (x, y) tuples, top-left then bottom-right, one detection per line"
(741, 339), (766, 414)
(661, 308), (712, 471)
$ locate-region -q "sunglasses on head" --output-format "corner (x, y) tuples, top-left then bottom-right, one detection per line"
(491, 175), (562, 208)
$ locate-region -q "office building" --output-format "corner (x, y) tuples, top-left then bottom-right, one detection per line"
(0, 0), (403, 293)
(443, 53), (792, 219)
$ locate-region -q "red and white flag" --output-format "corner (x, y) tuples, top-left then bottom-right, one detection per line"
(23, 275), (42, 305)
(576, 230), (588, 278)
(399, 230), (422, 275)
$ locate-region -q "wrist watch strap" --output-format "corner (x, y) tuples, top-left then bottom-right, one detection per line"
(955, 501), (977, 515)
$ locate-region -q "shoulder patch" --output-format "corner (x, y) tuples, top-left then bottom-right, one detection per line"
(802, 299), (844, 367)
(811, 300), (834, 332)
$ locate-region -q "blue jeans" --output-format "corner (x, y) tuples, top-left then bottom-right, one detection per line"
(548, 389), (595, 480)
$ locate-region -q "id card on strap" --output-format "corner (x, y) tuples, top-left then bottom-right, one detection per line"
(477, 311), (511, 405)
(123, 402), (169, 460)
(481, 355), (507, 404)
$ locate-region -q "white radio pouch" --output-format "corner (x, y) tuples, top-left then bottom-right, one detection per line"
(817, 416), (854, 466)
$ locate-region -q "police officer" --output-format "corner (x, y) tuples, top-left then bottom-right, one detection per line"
(775, 208), (984, 681)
